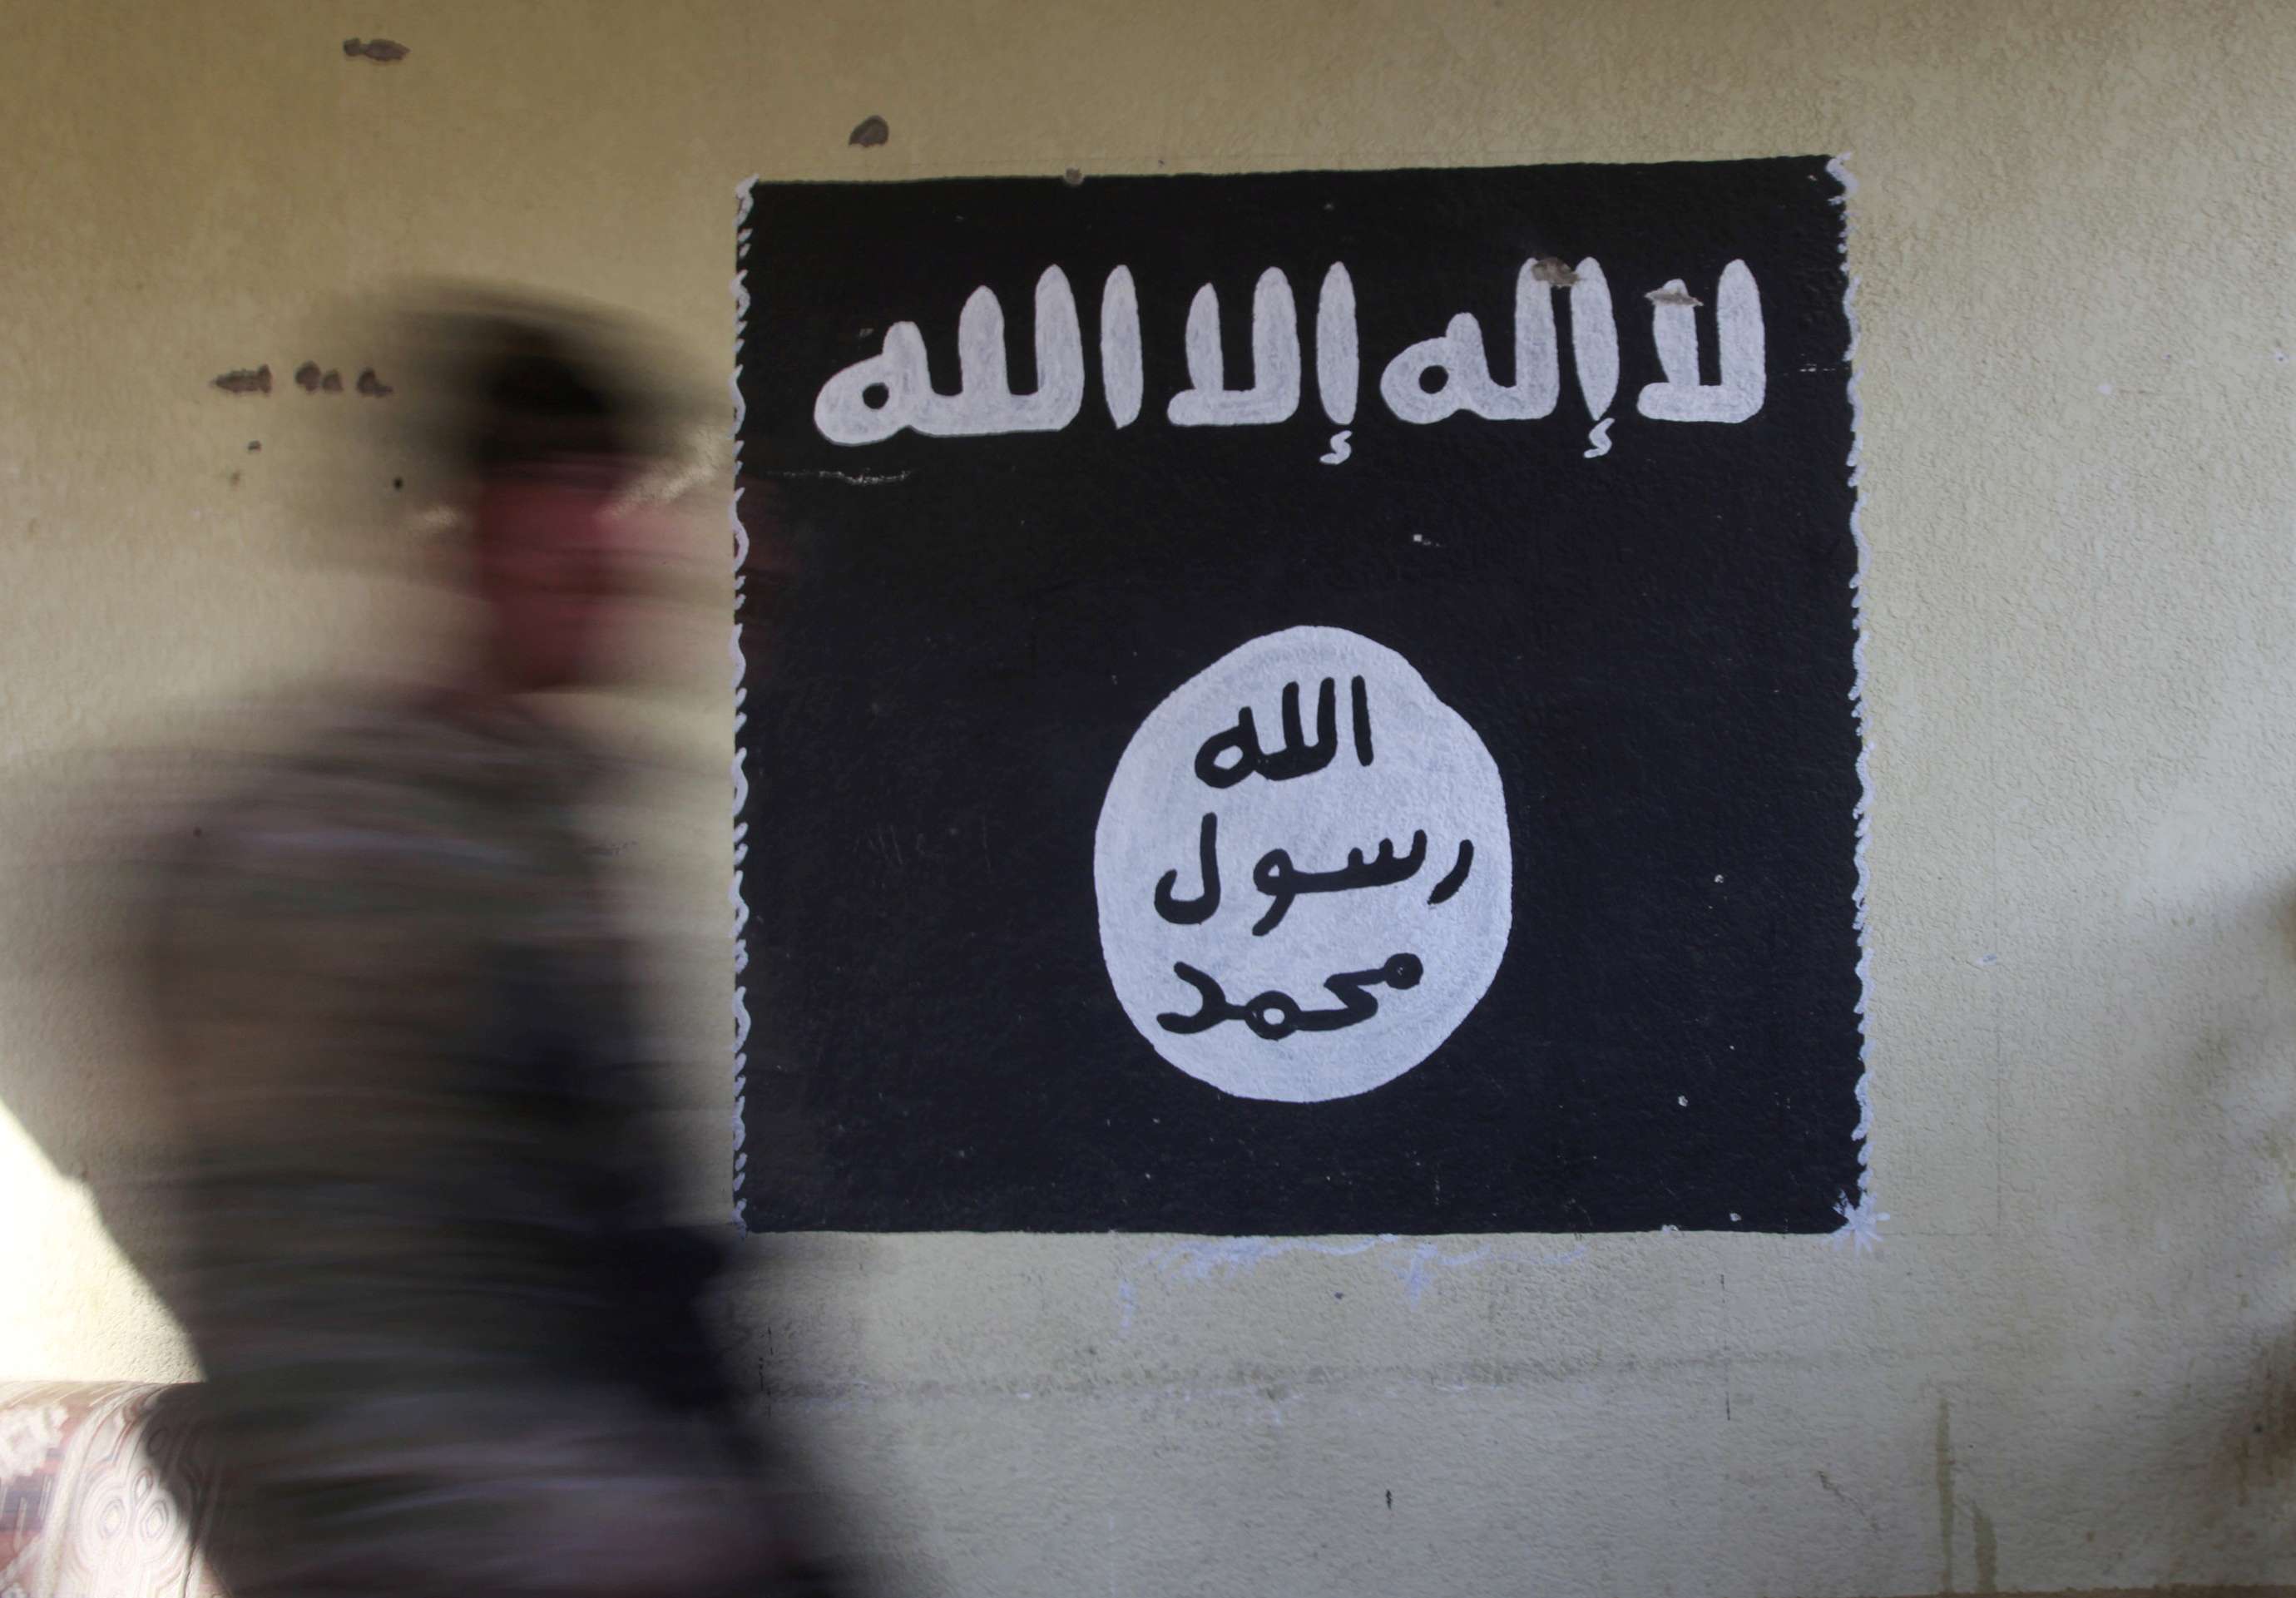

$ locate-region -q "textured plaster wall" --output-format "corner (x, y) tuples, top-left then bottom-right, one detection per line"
(2, 2), (2293, 1594)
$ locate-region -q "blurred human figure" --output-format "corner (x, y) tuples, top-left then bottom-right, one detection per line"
(142, 296), (842, 1596)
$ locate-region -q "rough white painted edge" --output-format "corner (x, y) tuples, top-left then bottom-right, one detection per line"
(730, 176), (760, 1227)
(1828, 152), (1887, 1254)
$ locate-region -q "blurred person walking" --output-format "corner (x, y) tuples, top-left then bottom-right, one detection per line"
(141, 295), (844, 1597)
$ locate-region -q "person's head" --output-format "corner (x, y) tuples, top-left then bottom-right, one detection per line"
(438, 305), (674, 692)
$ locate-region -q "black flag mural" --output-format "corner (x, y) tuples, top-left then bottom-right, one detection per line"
(732, 157), (1869, 1236)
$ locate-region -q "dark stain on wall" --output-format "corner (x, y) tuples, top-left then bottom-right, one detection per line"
(289, 363), (385, 396)
(1972, 1505), (1999, 1594)
(1937, 1397), (1955, 1594)
(848, 115), (889, 147)
(343, 37), (409, 62)
(211, 366), (271, 395)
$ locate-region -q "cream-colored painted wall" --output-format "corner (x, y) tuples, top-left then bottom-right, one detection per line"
(3, 2), (2292, 1592)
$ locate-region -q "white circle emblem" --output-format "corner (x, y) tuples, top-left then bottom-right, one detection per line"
(1095, 626), (1512, 1102)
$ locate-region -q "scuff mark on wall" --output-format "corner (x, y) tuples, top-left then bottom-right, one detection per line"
(761, 1350), (1675, 1417)
(1390, 1241), (1490, 1306)
(356, 369), (393, 398)
(755, 466), (910, 487)
(294, 363), (323, 393)
(1116, 1234), (1589, 1332)
(1143, 1234), (1390, 1282)
(1971, 1504), (1997, 1593)
(848, 115), (888, 147)
(1815, 1469), (1882, 1536)
(343, 37), (409, 62)
(211, 366), (270, 395)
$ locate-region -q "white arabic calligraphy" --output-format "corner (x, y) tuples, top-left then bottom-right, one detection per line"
(1566, 257), (1618, 423)
(1315, 263), (1358, 427)
(809, 257), (1767, 445)
(1635, 259), (1764, 423)
(814, 266), (1086, 443)
(1168, 268), (1301, 427)
(1378, 258), (1560, 424)
(1101, 266), (1144, 428)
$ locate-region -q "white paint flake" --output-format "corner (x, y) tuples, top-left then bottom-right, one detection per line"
(1830, 1190), (1889, 1253)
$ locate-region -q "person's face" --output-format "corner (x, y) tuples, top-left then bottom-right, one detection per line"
(469, 458), (641, 690)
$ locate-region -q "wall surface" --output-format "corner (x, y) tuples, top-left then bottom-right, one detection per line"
(3, 2), (2294, 1594)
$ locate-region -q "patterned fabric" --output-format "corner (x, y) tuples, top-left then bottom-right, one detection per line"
(146, 699), (695, 1393)
(0, 1382), (227, 1598)
(136, 696), (839, 1596)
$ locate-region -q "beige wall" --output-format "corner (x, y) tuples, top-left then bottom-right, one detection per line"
(5, 2), (2294, 1592)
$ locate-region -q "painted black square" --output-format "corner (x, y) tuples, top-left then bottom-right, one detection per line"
(734, 157), (1864, 1234)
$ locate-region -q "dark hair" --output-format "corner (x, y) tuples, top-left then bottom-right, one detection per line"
(463, 321), (646, 479)
(402, 288), (679, 483)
